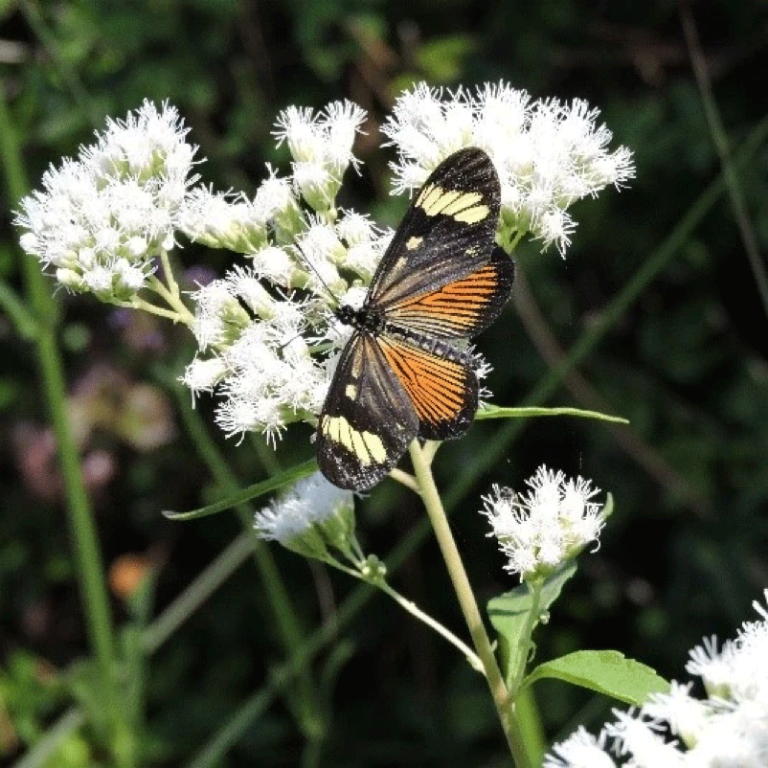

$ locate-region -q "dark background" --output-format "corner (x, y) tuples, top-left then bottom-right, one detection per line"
(1, 0), (768, 765)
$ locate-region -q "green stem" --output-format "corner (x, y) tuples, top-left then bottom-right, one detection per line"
(0, 90), (128, 761)
(184, 582), (375, 768)
(147, 275), (196, 326)
(142, 533), (254, 654)
(509, 580), (543, 695)
(10, 708), (87, 768)
(514, 687), (546, 768)
(114, 296), (191, 324)
(679, 3), (768, 320)
(408, 442), (530, 768)
(158, 248), (181, 301)
(0, 278), (38, 339)
(375, 580), (483, 671)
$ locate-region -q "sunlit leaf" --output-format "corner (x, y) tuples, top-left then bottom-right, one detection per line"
(487, 562), (577, 687)
(477, 405), (628, 424)
(523, 650), (670, 705)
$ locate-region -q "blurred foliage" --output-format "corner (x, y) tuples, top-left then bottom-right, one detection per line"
(2, 0), (768, 765)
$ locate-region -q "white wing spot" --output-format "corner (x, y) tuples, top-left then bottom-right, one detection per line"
(322, 416), (387, 466)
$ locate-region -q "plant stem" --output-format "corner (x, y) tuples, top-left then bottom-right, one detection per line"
(376, 581), (483, 671)
(159, 248), (181, 300)
(0, 91), (129, 762)
(0, 278), (38, 339)
(169, 378), (324, 741)
(115, 296), (191, 324)
(408, 441), (530, 768)
(147, 275), (196, 326)
(509, 580), (543, 695)
(679, 2), (768, 321)
(142, 533), (254, 654)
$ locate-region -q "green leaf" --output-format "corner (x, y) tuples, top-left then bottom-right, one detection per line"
(476, 405), (629, 424)
(163, 459), (317, 521)
(487, 562), (577, 687)
(602, 492), (615, 521)
(416, 35), (478, 83)
(523, 650), (670, 705)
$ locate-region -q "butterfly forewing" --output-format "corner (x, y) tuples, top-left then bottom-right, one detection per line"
(366, 148), (502, 310)
(317, 147), (514, 491)
(318, 332), (419, 490)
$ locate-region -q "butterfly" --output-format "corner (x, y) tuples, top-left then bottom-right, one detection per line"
(317, 147), (514, 491)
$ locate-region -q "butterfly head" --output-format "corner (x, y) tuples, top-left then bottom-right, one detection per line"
(335, 303), (385, 335)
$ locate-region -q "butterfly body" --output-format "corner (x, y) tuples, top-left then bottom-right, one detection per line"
(336, 305), (474, 364)
(317, 148), (514, 491)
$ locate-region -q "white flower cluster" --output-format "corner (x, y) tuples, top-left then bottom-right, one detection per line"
(254, 471), (356, 561)
(179, 102), (388, 441)
(16, 101), (197, 299)
(544, 592), (768, 768)
(182, 270), (324, 444)
(381, 82), (635, 254)
(482, 465), (606, 581)
(273, 101), (366, 211)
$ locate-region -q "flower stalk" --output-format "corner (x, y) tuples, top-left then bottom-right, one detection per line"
(408, 441), (531, 768)
(13, 83), (639, 765)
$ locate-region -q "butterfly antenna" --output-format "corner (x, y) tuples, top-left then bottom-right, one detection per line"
(292, 243), (343, 309)
(276, 331), (306, 353)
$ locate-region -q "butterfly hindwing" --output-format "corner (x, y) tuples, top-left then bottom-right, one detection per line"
(367, 148), (502, 310)
(317, 331), (419, 491)
(377, 335), (477, 440)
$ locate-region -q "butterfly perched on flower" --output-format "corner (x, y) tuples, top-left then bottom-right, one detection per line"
(317, 147), (514, 491)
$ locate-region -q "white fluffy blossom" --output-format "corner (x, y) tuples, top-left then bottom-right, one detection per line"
(254, 472), (356, 561)
(544, 591), (768, 767)
(543, 727), (616, 768)
(16, 101), (198, 299)
(482, 465), (606, 580)
(381, 81), (634, 254)
(184, 270), (327, 444)
(273, 100), (366, 211)
(19, 86), (632, 456)
(181, 199), (391, 443)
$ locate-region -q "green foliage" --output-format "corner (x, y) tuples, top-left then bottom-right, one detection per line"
(488, 563), (577, 689)
(162, 459), (318, 521)
(523, 650), (670, 706)
(477, 405), (629, 424)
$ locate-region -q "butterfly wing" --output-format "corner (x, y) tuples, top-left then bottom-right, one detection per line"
(376, 334), (478, 440)
(318, 147), (512, 490)
(317, 331), (419, 491)
(367, 148), (501, 310)
(384, 246), (515, 339)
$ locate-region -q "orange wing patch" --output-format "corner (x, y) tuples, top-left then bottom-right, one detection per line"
(378, 337), (474, 436)
(386, 251), (513, 339)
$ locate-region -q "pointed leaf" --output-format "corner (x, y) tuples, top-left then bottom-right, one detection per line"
(523, 650), (670, 705)
(163, 459), (317, 521)
(477, 405), (628, 425)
